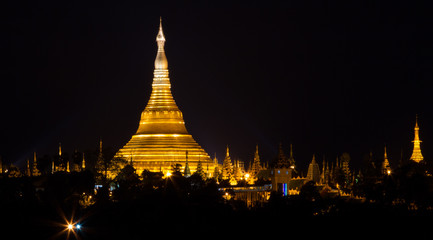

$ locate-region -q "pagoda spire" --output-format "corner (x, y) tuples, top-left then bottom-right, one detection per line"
(26, 158), (31, 176)
(410, 115), (424, 163)
(222, 146), (233, 180)
(51, 158), (55, 174)
(226, 145), (230, 157)
(155, 17), (168, 70)
(58, 142), (62, 157)
(288, 144), (295, 168)
(251, 145), (261, 177)
(214, 153), (218, 165)
(307, 154), (320, 183)
(320, 155), (326, 184)
(276, 143), (289, 168)
(137, 17), (182, 119)
(32, 152), (40, 176)
(57, 142), (64, 172)
(184, 150), (191, 177)
(96, 139), (106, 179)
(82, 153), (86, 171)
(383, 145), (391, 175)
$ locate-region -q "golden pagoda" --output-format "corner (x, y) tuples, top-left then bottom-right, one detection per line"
(382, 146), (391, 175)
(410, 115), (424, 163)
(116, 19), (215, 176)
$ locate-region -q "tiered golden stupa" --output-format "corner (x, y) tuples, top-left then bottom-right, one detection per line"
(116, 19), (215, 176)
(410, 115), (424, 163)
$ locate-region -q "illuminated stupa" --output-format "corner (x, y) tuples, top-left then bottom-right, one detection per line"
(116, 19), (215, 175)
(410, 115), (424, 163)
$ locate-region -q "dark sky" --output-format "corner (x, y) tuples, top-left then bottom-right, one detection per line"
(2, 1), (433, 172)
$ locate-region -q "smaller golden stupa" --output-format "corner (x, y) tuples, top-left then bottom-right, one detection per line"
(410, 115), (424, 163)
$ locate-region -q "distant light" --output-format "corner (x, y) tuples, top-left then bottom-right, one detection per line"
(165, 172), (172, 177)
(67, 224), (73, 230)
(76, 224), (81, 230)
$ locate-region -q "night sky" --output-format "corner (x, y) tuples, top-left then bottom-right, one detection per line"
(3, 1), (433, 172)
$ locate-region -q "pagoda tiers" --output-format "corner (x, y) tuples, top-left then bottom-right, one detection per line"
(116, 19), (215, 176)
(410, 115), (424, 163)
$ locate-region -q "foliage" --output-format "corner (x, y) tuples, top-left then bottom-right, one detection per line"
(95, 156), (128, 184)
(112, 165), (140, 201)
(170, 163), (183, 176)
(355, 161), (433, 211)
(141, 169), (164, 190)
(299, 180), (321, 202)
(4, 157), (433, 240)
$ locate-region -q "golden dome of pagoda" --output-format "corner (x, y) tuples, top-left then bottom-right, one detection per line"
(115, 18), (215, 176)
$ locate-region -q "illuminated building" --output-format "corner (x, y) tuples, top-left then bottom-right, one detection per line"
(116, 19), (214, 175)
(340, 153), (351, 182)
(51, 158), (55, 174)
(255, 144), (296, 195)
(271, 144), (294, 195)
(320, 157), (330, 185)
(270, 167), (293, 196)
(222, 147), (234, 180)
(26, 158), (31, 177)
(410, 115), (424, 163)
(288, 144), (295, 169)
(212, 155), (221, 179)
(219, 185), (271, 208)
(233, 158), (245, 181)
(306, 154), (320, 183)
(382, 146), (391, 175)
(56, 143), (66, 172)
(32, 152), (41, 177)
(250, 145), (262, 180)
(81, 153), (86, 171)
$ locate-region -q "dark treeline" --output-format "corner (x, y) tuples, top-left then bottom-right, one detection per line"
(2, 161), (433, 239)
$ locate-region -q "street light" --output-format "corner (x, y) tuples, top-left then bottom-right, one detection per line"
(67, 224), (73, 230)
(66, 222), (82, 231)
